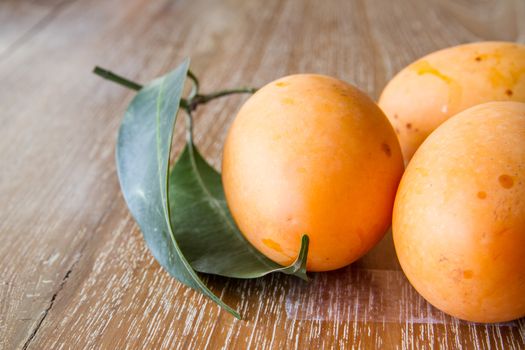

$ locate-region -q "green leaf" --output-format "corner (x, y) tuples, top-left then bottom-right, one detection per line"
(169, 143), (309, 279)
(116, 59), (309, 318)
(116, 59), (239, 318)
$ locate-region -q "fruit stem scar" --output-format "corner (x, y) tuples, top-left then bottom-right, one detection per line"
(381, 143), (392, 157)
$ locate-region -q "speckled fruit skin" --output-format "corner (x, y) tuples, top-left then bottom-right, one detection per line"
(379, 41), (525, 163)
(393, 101), (525, 323)
(222, 74), (404, 272)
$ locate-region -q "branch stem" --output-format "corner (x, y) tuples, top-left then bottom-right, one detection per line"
(93, 66), (143, 91)
(93, 66), (257, 112)
(187, 88), (257, 111)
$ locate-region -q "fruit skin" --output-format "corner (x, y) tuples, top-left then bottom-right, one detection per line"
(222, 74), (404, 272)
(393, 101), (525, 323)
(378, 41), (525, 163)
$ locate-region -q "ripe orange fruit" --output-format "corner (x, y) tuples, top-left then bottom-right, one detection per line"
(222, 74), (404, 271)
(393, 101), (525, 322)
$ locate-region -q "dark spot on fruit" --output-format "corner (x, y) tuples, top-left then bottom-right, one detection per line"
(406, 123), (412, 129)
(414, 128), (419, 132)
(496, 228), (510, 236)
(395, 127), (400, 134)
(381, 143), (392, 157)
(505, 89), (513, 97)
(394, 114), (398, 119)
(463, 270), (473, 279)
(498, 174), (514, 189)
(438, 256), (449, 263)
(477, 191), (487, 199)
(475, 56), (482, 62)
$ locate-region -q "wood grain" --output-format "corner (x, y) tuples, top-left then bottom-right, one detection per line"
(0, 0), (524, 349)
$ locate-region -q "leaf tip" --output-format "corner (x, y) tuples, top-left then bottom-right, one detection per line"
(287, 233), (309, 281)
(181, 57), (191, 70)
(221, 303), (242, 320)
(298, 273), (310, 282)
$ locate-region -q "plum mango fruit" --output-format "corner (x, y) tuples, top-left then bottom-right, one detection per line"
(222, 74), (404, 271)
(393, 102), (525, 323)
(379, 42), (525, 163)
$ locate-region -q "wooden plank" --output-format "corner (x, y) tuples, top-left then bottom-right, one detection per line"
(0, 0), (194, 347)
(0, 0), (523, 348)
(0, 0), (69, 59)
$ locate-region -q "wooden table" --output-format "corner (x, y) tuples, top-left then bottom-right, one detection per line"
(1, 0), (524, 348)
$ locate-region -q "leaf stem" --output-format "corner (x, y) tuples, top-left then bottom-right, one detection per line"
(187, 88), (257, 111)
(93, 66), (257, 112)
(93, 66), (143, 91)
(184, 108), (194, 144)
(187, 70), (200, 99)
